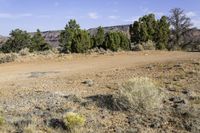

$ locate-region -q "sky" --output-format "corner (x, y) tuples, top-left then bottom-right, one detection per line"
(0, 0), (200, 36)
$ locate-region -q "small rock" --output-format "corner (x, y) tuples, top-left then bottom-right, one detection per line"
(82, 79), (94, 87)
(48, 118), (67, 130)
(13, 118), (32, 129)
(174, 64), (182, 68)
(64, 95), (83, 103)
(182, 90), (189, 95)
(192, 61), (200, 65)
(169, 97), (185, 104)
(173, 76), (179, 81)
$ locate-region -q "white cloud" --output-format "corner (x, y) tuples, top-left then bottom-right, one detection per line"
(186, 11), (197, 17)
(108, 15), (119, 19)
(88, 12), (99, 19)
(192, 18), (200, 28)
(0, 13), (32, 19)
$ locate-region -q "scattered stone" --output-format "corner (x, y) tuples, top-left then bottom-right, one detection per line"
(169, 97), (185, 104)
(173, 76), (179, 81)
(13, 118), (32, 129)
(182, 90), (189, 95)
(192, 61), (200, 65)
(48, 118), (67, 130)
(82, 79), (94, 87)
(64, 95), (83, 103)
(174, 64), (182, 68)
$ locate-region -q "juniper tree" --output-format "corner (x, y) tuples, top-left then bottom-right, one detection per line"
(31, 29), (51, 52)
(155, 16), (170, 49)
(168, 8), (193, 49)
(1, 29), (32, 53)
(94, 26), (105, 48)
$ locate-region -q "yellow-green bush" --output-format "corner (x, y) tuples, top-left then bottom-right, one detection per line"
(63, 112), (85, 132)
(118, 77), (164, 112)
(0, 116), (4, 126)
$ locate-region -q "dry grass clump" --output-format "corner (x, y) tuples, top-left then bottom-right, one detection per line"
(63, 112), (85, 132)
(19, 48), (30, 56)
(0, 53), (18, 64)
(118, 77), (164, 112)
(0, 116), (4, 126)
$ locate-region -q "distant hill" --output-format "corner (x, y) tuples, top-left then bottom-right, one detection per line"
(31, 24), (131, 48)
(0, 35), (8, 46)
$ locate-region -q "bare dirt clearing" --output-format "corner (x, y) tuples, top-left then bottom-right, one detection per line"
(0, 51), (199, 83)
(0, 51), (200, 133)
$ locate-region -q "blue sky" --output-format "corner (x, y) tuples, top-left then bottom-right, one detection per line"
(0, 0), (200, 36)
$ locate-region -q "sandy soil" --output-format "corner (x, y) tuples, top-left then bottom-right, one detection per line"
(0, 51), (199, 133)
(0, 51), (199, 83)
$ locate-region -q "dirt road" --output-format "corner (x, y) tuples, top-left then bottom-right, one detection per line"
(0, 51), (199, 84)
(0, 51), (200, 133)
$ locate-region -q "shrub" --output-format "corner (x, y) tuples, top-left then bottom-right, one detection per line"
(0, 116), (4, 126)
(0, 53), (18, 64)
(59, 19), (80, 53)
(63, 112), (85, 132)
(142, 40), (156, 50)
(104, 32), (121, 51)
(59, 19), (91, 53)
(132, 44), (144, 51)
(30, 29), (51, 52)
(117, 77), (163, 112)
(19, 48), (30, 56)
(71, 30), (91, 53)
(1, 29), (32, 53)
(118, 32), (131, 50)
(94, 26), (105, 48)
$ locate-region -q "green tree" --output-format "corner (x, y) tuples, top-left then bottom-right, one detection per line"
(130, 21), (141, 44)
(104, 32), (121, 51)
(130, 14), (156, 44)
(139, 22), (149, 42)
(1, 29), (32, 53)
(59, 19), (80, 53)
(118, 32), (130, 50)
(71, 30), (91, 53)
(31, 29), (51, 52)
(155, 16), (170, 49)
(94, 26), (105, 48)
(140, 14), (157, 41)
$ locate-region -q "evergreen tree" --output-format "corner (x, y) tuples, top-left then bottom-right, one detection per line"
(31, 29), (51, 51)
(59, 19), (80, 53)
(104, 32), (120, 51)
(118, 32), (130, 50)
(1, 29), (32, 53)
(71, 30), (91, 53)
(130, 21), (140, 44)
(155, 16), (170, 49)
(94, 26), (105, 48)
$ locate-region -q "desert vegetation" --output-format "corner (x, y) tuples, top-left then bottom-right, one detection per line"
(0, 8), (199, 56)
(0, 5), (199, 133)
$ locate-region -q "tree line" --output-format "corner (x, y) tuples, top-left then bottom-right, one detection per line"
(0, 8), (195, 53)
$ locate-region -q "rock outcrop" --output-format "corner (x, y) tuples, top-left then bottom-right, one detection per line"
(0, 35), (8, 46)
